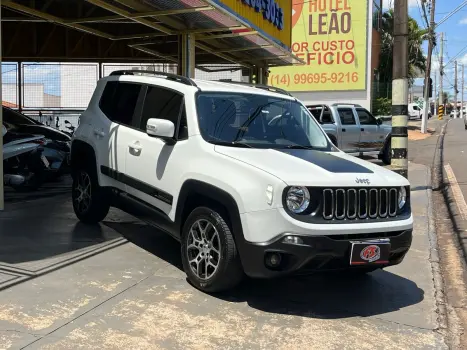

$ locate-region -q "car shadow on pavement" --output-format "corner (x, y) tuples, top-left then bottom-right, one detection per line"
(104, 221), (184, 270)
(219, 270), (425, 319)
(105, 221), (424, 320)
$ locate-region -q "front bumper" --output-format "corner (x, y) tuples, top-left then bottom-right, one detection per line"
(240, 230), (413, 278)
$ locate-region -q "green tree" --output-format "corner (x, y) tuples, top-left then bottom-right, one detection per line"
(377, 10), (428, 87)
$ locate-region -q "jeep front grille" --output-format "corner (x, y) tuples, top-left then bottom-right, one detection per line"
(322, 188), (399, 221)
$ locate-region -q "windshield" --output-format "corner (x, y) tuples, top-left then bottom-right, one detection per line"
(196, 92), (331, 150)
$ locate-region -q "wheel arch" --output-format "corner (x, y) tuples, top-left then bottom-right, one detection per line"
(175, 179), (247, 261)
(70, 140), (97, 175)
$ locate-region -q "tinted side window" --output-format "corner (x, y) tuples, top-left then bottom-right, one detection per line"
(99, 81), (141, 125)
(140, 86), (183, 131)
(357, 108), (377, 125)
(338, 108), (356, 125)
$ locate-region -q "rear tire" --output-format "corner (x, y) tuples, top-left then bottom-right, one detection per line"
(181, 207), (243, 293)
(72, 164), (109, 224)
(381, 141), (391, 165)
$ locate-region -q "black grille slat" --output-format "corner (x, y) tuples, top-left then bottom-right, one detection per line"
(321, 187), (399, 221)
(369, 189), (378, 218)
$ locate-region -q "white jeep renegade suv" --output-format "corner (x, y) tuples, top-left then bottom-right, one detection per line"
(71, 70), (413, 292)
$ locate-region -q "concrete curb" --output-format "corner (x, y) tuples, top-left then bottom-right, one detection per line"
(419, 119), (451, 341)
(425, 165), (448, 334)
(435, 120), (467, 264)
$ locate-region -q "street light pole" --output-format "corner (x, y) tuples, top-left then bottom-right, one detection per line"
(392, 0), (409, 178)
(422, 0), (436, 133)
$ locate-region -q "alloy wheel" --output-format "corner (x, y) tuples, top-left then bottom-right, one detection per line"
(73, 171), (92, 213)
(186, 219), (221, 280)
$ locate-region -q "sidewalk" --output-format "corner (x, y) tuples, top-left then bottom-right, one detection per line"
(0, 162), (447, 349)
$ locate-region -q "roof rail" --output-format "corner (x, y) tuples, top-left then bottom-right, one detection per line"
(109, 70), (197, 87)
(217, 80), (293, 96)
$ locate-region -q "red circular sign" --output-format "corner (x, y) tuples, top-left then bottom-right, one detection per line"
(292, 0), (304, 29)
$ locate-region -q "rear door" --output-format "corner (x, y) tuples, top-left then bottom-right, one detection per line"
(95, 80), (143, 190)
(336, 107), (360, 152)
(356, 107), (385, 152)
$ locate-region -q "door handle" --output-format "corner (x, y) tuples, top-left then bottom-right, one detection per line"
(342, 128), (346, 132)
(129, 142), (142, 152)
(93, 129), (105, 137)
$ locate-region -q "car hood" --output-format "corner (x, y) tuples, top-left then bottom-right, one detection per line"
(214, 147), (409, 187)
(13, 124), (71, 142)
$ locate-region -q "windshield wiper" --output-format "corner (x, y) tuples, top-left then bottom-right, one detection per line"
(210, 140), (253, 148)
(284, 144), (314, 150)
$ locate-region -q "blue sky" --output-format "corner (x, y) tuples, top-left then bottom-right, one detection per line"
(1, 63), (61, 96)
(387, 0), (467, 101)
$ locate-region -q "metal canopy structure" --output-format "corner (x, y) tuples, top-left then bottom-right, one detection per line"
(0, 0), (300, 210)
(1, 0), (300, 68)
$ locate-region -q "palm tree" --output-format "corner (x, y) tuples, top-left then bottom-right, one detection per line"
(377, 10), (428, 88)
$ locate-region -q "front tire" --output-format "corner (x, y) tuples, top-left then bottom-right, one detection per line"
(72, 166), (109, 224)
(181, 207), (243, 293)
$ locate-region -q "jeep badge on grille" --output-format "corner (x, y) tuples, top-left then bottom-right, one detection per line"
(355, 178), (370, 185)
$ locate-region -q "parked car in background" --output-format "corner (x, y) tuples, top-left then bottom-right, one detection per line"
(408, 103), (432, 120)
(2, 107), (71, 179)
(307, 104), (392, 165)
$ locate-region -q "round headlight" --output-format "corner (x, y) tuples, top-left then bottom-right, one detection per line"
(286, 186), (310, 214)
(398, 187), (407, 209)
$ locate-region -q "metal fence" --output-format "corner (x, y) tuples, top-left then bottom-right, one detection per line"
(1, 62), (248, 112)
(1, 62), (248, 131)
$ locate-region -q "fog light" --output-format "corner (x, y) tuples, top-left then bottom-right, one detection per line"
(282, 236), (304, 245)
(266, 253), (282, 267)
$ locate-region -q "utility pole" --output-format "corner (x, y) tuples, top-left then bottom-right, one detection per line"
(455, 60), (458, 118)
(392, 0), (409, 179)
(439, 32), (444, 119)
(434, 72), (437, 114)
(422, 0), (436, 133)
(462, 65), (465, 120)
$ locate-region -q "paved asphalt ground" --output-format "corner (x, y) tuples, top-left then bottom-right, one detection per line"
(0, 126), (455, 349)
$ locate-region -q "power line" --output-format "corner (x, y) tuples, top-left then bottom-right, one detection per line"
(436, 0), (467, 28)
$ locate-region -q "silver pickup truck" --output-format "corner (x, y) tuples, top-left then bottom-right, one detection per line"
(307, 103), (392, 165)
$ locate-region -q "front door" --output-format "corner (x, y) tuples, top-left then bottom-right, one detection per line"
(356, 108), (385, 151)
(337, 107), (361, 152)
(124, 84), (187, 218)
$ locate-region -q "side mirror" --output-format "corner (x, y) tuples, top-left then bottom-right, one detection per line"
(146, 118), (176, 144)
(376, 118), (383, 125)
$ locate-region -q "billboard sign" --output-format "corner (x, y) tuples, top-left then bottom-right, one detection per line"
(212, 0), (292, 49)
(270, 0), (369, 92)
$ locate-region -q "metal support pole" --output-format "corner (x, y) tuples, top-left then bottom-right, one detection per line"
(18, 61), (23, 112)
(391, 0), (409, 178)
(177, 34), (195, 78)
(98, 62), (103, 79)
(422, 0), (436, 133)
(455, 60), (458, 118)
(0, 5), (4, 211)
(438, 33), (444, 119)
